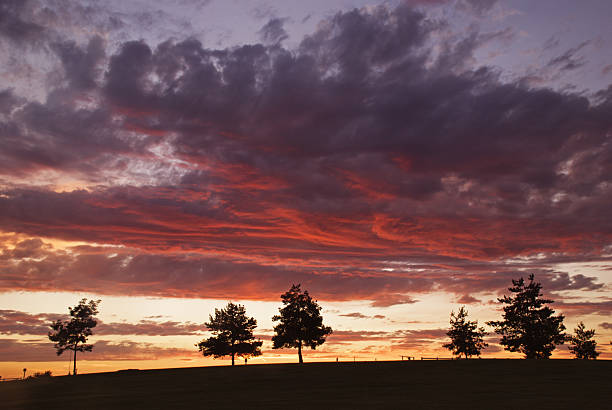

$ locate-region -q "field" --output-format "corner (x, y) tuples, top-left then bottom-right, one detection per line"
(1, 360), (610, 409)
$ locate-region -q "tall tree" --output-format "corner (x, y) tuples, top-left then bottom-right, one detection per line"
(48, 298), (100, 375)
(443, 306), (488, 359)
(568, 322), (599, 359)
(272, 284), (332, 363)
(487, 274), (566, 359)
(196, 302), (262, 366)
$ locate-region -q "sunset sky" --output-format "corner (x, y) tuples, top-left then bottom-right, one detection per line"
(1, 0), (612, 377)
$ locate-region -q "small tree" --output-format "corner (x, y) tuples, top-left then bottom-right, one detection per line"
(48, 298), (100, 375)
(568, 322), (599, 359)
(443, 306), (488, 359)
(272, 284), (332, 363)
(196, 302), (262, 366)
(487, 274), (565, 359)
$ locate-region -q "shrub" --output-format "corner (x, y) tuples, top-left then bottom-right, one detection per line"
(29, 370), (53, 379)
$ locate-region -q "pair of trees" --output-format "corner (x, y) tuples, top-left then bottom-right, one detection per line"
(444, 274), (599, 360)
(198, 284), (332, 365)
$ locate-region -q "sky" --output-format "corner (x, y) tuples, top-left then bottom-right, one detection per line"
(1, 0), (611, 376)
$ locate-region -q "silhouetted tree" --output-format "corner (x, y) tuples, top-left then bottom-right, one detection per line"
(487, 274), (565, 359)
(443, 306), (488, 359)
(272, 284), (332, 363)
(48, 298), (100, 375)
(568, 322), (599, 359)
(196, 302), (262, 365)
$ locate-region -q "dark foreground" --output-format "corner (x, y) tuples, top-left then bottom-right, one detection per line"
(1, 360), (610, 409)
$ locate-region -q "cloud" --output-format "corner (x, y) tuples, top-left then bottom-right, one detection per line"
(556, 300), (612, 316)
(0, 234), (607, 308)
(456, 294), (481, 304)
(327, 330), (391, 343)
(326, 328), (451, 350)
(0, 309), (208, 336)
(370, 295), (419, 308)
(547, 41), (590, 71)
(392, 328), (448, 349)
(339, 312), (386, 320)
(339, 312), (369, 319)
(258, 18), (289, 45)
(97, 321), (208, 336)
(456, 0), (499, 16)
(0, 338), (195, 362)
(0, 0), (45, 44)
(0, 310), (64, 336)
(545, 272), (604, 292)
(0, 88), (23, 113)
(51, 36), (106, 90)
(0, 4), (610, 316)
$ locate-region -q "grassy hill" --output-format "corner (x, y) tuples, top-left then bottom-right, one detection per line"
(1, 360), (610, 409)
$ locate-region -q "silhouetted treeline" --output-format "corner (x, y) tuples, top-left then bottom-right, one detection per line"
(45, 275), (601, 377)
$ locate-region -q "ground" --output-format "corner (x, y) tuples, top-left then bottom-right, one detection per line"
(1, 360), (610, 409)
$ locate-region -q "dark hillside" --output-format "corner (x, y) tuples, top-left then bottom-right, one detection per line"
(1, 360), (610, 409)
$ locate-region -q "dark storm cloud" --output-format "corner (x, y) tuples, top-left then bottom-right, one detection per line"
(52, 36), (106, 90)
(0, 4), (611, 314)
(0, 89), (23, 113)
(0, 0), (45, 44)
(0, 89), (132, 176)
(4, 3), (611, 196)
(92, 3), (609, 204)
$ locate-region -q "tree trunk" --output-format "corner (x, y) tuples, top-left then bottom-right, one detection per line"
(231, 353), (235, 366)
(298, 341), (303, 364)
(73, 346), (77, 376)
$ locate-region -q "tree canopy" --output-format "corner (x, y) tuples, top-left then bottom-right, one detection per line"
(487, 274), (566, 359)
(568, 322), (599, 360)
(443, 306), (488, 359)
(272, 284), (332, 363)
(48, 298), (100, 375)
(196, 302), (262, 365)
